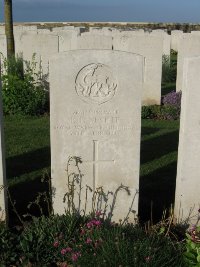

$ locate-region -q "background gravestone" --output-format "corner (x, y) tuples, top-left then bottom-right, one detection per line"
(57, 31), (78, 52)
(50, 50), (143, 222)
(0, 35), (7, 59)
(176, 34), (200, 92)
(151, 30), (171, 56)
(0, 62), (7, 221)
(170, 30), (183, 52)
(19, 33), (59, 76)
(174, 56), (200, 225)
(77, 34), (112, 50)
(113, 34), (163, 105)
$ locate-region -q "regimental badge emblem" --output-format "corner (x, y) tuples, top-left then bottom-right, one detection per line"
(75, 63), (117, 104)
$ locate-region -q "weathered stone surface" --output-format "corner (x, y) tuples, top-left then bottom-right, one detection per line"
(20, 33), (59, 75)
(113, 34), (162, 105)
(14, 31), (38, 57)
(37, 29), (51, 34)
(0, 64), (7, 221)
(170, 30), (183, 51)
(57, 31), (78, 51)
(50, 50), (143, 222)
(174, 56), (200, 225)
(14, 25), (37, 33)
(176, 34), (200, 91)
(52, 26), (75, 32)
(88, 27), (121, 37)
(191, 31), (200, 35)
(117, 30), (144, 37)
(77, 34), (112, 49)
(151, 30), (171, 56)
(0, 35), (7, 59)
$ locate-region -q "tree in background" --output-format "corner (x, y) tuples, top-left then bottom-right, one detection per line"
(4, 0), (15, 58)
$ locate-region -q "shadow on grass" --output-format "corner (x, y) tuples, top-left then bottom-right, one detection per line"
(139, 127), (179, 223)
(139, 161), (177, 223)
(8, 175), (51, 227)
(6, 146), (50, 180)
(141, 129), (179, 164)
(141, 127), (161, 137)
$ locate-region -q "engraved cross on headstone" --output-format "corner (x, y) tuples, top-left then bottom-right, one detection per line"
(84, 140), (115, 191)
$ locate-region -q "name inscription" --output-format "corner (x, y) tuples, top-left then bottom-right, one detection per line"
(53, 109), (134, 137)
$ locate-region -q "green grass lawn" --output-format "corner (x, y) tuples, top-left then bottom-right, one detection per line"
(140, 119), (179, 222)
(4, 115), (180, 224)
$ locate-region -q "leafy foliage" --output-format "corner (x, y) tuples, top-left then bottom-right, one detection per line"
(19, 214), (84, 265)
(162, 52), (177, 83)
(142, 90), (182, 120)
(142, 104), (180, 120)
(0, 214), (186, 266)
(1, 54), (49, 116)
(184, 225), (200, 266)
(0, 222), (19, 266)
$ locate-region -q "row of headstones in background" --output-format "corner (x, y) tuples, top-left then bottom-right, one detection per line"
(6, 27), (200, 103)
(0, 25), (185, 54)
(2, 25), (200, 99)
(0, 28), (166, 105)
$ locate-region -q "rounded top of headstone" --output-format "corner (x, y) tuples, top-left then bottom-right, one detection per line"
(75, 63), (117, 105)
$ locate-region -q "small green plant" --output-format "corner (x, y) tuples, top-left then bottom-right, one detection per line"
(141, 105), (155, 119)
(141, 105), (180, 120)
(19, 214), (84, 265)
(16, 212), (186, 266)
(0, 221), (20, 266)
(184, 224), (200, 266)
(0, 155), (187, 266)
(142, 90), (182, 120)
(162, 52), (177, 83)
(1, 54), (49, 116)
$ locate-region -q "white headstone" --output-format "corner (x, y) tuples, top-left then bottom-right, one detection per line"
(174, 56), (200, 225)
(14, 25), (37, 34)
(37, 29), (51, 34)
(58, 31), (78, 51)
(20, 33), (59, 75)
(176, 34), (200, 92)
(0, 26), (4, 34)
(151, 30), (171, 56)
(77, 34), (113, 50)
(170, 30), (183, 52)
(118, 30), (144, 37)
(14, 31), (38, 57)
(191, 31), (200, 35)
(0, 62), (7, 221)
(113, 34), (163, 105)
(89, 27), (119, 37)
(50, 50), (143, 222)
(0, 35), (7, 59)
(52, 26), (75, 32)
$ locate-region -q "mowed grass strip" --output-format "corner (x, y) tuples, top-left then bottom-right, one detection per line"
(140, 119), (180, 221)
(4, 115), (50, 186)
